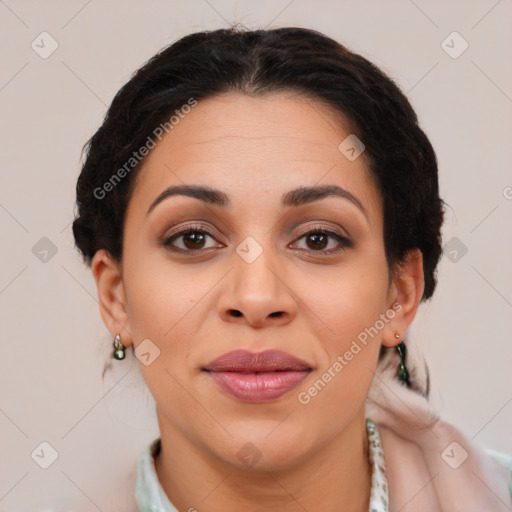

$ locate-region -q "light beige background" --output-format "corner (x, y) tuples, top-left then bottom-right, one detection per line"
(1, 0), (511, 510)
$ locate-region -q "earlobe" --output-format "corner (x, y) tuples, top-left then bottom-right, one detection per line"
(91, 249), (133, 346)
(382, 249), (425, 348)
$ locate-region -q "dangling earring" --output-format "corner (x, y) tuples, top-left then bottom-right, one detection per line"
(113, 333), (126, 360)
(394, 333), (411, 388)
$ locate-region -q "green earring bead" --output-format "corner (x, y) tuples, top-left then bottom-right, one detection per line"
(395, 340), (411, 388)
(113, 334), (126, 360)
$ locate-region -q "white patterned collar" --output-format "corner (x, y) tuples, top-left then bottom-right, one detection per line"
(366, 418), (389, 511)
(135, 418), (389, 511)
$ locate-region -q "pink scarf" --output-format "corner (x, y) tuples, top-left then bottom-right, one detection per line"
(365, 340), (511, 511)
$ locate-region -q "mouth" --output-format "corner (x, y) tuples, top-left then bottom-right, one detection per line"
(202, 349), (313, 403)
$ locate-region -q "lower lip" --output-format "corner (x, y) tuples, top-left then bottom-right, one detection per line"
(205, 370), (311, 403)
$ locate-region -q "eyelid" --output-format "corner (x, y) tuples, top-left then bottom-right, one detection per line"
(291, 224), (353, 252)
(161, 221), (352, 255)
(162, 221), (222, 241)
(293, 222), (350, 240)
(161, 220), (349, 242)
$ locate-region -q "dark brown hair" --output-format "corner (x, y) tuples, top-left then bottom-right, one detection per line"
(73, 25), (444, 301)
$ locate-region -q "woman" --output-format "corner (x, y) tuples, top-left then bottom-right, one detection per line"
(72, 26), (512, 511)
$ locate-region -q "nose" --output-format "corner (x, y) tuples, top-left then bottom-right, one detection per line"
(217, 248), (298, 329)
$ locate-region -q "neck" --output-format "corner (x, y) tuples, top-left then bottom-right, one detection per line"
(154, 409), (372, 512)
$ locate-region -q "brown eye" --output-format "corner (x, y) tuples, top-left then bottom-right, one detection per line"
(305, 232), (329, 250)
(292, 228), (352, 254)
(181, 231), (207, 250)
(163, 226), (222, 253)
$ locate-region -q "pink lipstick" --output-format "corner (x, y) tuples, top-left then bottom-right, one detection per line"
(202, 349), (312, 403)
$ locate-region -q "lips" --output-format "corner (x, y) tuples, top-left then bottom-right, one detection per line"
(202, 349), (312, 403)
(203, 349), (312, 372)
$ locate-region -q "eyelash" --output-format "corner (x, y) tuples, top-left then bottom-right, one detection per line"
(162, 223), (352, 255)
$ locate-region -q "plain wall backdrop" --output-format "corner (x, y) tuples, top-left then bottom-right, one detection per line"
(1, 0), (511, 510)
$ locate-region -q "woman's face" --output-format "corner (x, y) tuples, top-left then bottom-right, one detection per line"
(94, 92), (415, 470)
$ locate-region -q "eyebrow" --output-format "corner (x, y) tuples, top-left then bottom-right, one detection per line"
(147, 184), (367, 217)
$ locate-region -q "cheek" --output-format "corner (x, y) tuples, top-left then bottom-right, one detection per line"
(293, 260), (389, 408)
(121, 256), (211, 421)
(123, 250), (209, 338)
(294, 270), (388, 420)
(302, 260), (390, 351)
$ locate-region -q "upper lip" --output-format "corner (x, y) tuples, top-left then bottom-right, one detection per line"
(202, 349), (312, 373)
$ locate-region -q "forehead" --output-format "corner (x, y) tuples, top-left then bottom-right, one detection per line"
(127, 92), (381, 223)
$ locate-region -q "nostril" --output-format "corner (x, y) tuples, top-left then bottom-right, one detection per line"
(230, 310), (243, 317)
(269, 311), (283, 318)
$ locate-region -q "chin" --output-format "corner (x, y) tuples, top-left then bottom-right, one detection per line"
(217, 432), (316, 473)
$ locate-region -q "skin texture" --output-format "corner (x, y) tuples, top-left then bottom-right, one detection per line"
(92, 92), (424, 511)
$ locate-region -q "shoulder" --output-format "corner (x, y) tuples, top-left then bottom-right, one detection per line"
(376, 421), (512, 510)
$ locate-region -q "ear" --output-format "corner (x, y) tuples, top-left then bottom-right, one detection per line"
(381, 248), (425, 348)
(91, 249), (133, 347)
